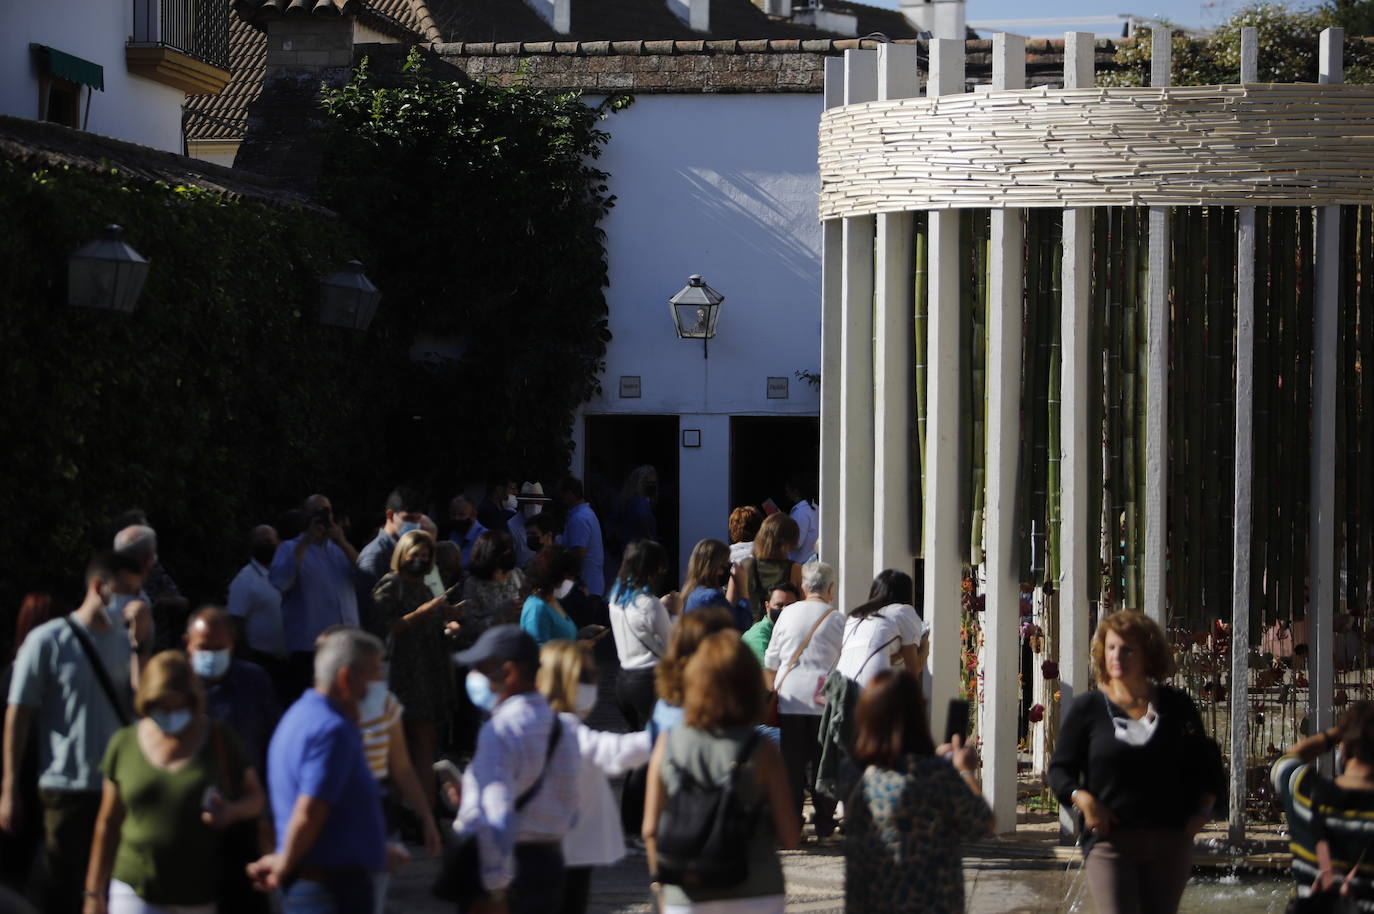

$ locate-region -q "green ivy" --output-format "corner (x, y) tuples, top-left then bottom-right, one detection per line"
(0, 159), (396, 617)
(316, 50), (630, 489)
(1101, 3), (1374, 87)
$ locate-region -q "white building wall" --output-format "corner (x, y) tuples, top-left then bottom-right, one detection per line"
(0, 0), (186, 151)
(578, 94), (824, 573)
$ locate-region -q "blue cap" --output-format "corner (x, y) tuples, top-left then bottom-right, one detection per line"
(453, 624), (540, 669)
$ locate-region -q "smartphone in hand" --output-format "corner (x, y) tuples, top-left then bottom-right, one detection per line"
(944, 699), (970, 745)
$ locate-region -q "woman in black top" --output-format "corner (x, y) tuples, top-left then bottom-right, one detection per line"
(1048, 610), (1224, 914)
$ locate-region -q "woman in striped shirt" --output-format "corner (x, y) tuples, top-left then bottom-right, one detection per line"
(1272, 701), (1374, 909)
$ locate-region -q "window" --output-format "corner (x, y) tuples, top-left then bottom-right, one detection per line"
(43, 77), (83, 129)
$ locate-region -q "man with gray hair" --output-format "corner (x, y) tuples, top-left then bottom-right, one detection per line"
(763, 560), (842, 840)
(249, 628), (387, 914)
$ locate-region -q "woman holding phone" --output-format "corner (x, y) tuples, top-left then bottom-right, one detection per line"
(372, 529), (458, 810)
(843, 670), (990, 914)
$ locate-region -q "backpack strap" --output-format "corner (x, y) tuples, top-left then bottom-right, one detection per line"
(64, 617), (131, 726)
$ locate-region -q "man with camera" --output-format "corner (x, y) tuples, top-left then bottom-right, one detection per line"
(270, 494), (360, 700)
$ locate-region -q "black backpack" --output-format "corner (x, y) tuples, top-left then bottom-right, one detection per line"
(654, 731), (763, 889)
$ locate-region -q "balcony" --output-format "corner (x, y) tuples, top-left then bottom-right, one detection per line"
(127, 0), (231, 95)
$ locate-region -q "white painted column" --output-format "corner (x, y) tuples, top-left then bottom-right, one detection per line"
(838, 49), (878, 614)
(1144, 27), (1172, 628)
(1310, 27), (1343, 744)
(873, 44), (920, 577)
(1059, 31), (1095, 708)
(922, 38), (965, 740)
(819, 57), (844, 567)
(984, 31), (1026, 835)
(1229, 25), (1258, 846)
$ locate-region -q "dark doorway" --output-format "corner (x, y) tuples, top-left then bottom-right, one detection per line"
(583, 414), (681, 585)
(729, 416), (820, 515)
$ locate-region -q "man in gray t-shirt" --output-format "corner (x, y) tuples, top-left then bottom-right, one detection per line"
(0, 552), (148, 914)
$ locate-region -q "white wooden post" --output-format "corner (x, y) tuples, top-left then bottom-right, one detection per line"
(1144, 27), (1172, 629)
(984, 31), (1026, 835)
(1310, 27), (1343, 747)
(873, 44), (920, 577)
(839, 49), (878, 614)
(923, 37), (965, 741)
(1229, 25), (1258, 847)
(1059, 31), (1095, 709)
(819, 57), (844, 567)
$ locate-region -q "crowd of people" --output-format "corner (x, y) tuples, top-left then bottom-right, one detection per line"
(1, 468), (1369, 914)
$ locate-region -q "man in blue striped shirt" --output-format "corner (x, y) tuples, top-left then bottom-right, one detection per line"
(454, 626), (581, 914)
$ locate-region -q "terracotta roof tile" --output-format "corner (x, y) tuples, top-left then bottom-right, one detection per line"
(185, 15), (265, 142)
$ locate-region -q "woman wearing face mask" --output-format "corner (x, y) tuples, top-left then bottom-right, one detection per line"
(607, 539), (674, 731)
(84, 651), (265, 914)
(354, 662), (442, 912)
(460, 530), (526, 648)
(519, 545), (586, 647)
(372, 530), (458, 821)
(680, 539), (749, 630)
(537, 641), (652, 914)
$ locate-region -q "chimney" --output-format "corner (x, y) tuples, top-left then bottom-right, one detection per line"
(666, 0), (710, 32)
(900, 0), (965, 40)
(523, 0), (572, 33)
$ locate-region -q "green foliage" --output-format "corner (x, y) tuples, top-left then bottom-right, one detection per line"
(1328, 0), (1374, 37)
(316, 50), (629, 483)
(0, 159), (394, 612)
(1101, 2), (1374, 86)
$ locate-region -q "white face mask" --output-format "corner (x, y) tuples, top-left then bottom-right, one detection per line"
(191, 648), (232, 681)
(358, 680), (389, 720)
(554, 580), (575, 600)
(574, 683), (598, 719)
(523, 504), (543, 519)
(503, 493), (518, 511)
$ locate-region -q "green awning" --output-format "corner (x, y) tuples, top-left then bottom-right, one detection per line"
(31, 45), (104, 91)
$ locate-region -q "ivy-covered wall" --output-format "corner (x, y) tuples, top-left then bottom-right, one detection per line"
(0, 159), (400, 621)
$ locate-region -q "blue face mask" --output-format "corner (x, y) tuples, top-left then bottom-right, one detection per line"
(191, 649), (232, 681)
(358, 680), (389, 720)
(397, 521), (421, 536)
(465, 670), (499, 713)
(149, 708), (193, 735)
(105, 591), (133, 627)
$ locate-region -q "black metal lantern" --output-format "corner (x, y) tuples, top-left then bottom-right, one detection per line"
(668, 274), (724, 359)
(67, 225), (150, 313)
(319, 260), (381, 331)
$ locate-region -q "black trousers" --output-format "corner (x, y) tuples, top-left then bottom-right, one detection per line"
(615, 667), (657, 731)
(778, 713), (836, 835)
(458, 842), (565, 914)
(560, 865), (593, 914)
(38, 789), (102, 914)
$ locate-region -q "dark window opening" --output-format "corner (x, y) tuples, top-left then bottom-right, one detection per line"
(43, 78), (82, 129)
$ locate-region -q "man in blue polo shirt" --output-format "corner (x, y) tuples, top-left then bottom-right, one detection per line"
(249, 628), (387, 914)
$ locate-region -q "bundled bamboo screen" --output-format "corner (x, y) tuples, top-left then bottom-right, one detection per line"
(818, 85), (1374, 217)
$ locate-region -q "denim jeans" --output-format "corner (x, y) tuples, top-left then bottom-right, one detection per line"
(279, 869), (375, 914)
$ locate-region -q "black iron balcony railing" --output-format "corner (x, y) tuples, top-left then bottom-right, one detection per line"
(132, 0), (230, 71)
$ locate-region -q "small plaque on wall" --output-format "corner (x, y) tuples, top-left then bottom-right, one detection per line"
(619, 376), (642, 398)
(766, 377), (789, 399)
(682, 429), (702, 448)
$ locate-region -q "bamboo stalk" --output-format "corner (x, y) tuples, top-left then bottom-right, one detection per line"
(970, 219), (990, 567)
(1048, 244), (1064, 584)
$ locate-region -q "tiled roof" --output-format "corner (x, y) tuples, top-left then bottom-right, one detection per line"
(230, 0), (432, 42)
(427, 0), (865, 43)
(0, 114), (329, 212)
(821, 0), (922, 39)
(185, 16), (265, 142)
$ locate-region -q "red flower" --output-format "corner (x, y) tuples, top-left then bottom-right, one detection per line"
(1041, 660), (1059, 680)
(1028, 703), (1045, 724)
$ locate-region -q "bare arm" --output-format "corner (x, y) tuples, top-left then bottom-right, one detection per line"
(788, 562), (803, 591)
(763, 668), (776, 691)
(915, 632), (931, 673)
(0, 704), (34, 833)
(642, 735), (668, 876)
(250, 794), (330, 890)
(895, 643), (918, 671)
(205, 767), (265, 829)
(386, 716), (441, 857)
(83, 778), (126, 913)
(755, 739), (800, 849)
(725, 563), (746, 607)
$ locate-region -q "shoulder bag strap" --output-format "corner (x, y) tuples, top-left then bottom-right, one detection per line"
(515, 715), (564, 811)
(64, 617), (131, 726)
(854, 632), (902, 682)
(775, 607), (836, 693)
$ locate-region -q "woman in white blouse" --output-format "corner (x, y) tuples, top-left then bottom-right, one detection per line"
(537, 641), (653, 914)
(835, 570), (929, 689)
(763, 560), (845, 839)
(606, 539), (674, 730)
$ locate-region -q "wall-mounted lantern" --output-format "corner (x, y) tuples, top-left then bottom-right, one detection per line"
(319, 260), (381, 331)
(667, 274), (724, 359)
(67, 225), (150, 313)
